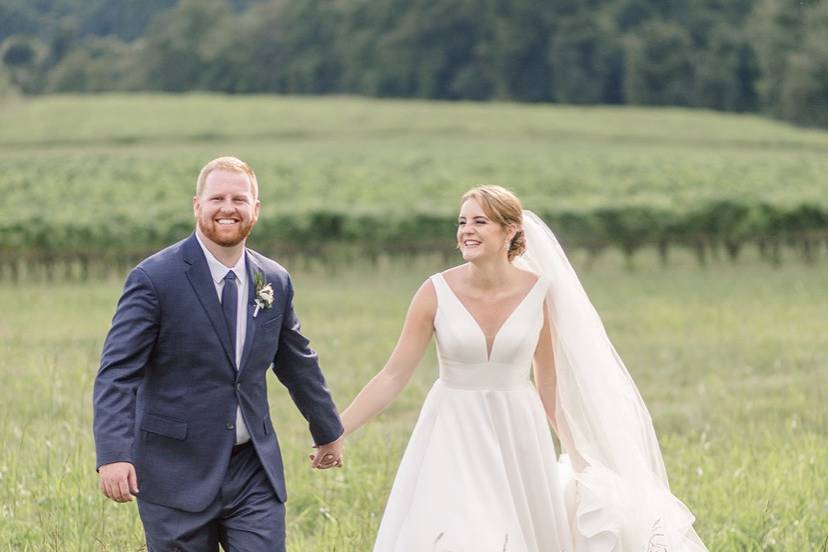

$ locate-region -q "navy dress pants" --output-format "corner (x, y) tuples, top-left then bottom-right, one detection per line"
(137, 443), (285, 552)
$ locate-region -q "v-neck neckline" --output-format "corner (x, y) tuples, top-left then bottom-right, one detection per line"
(438, 272), (542, 362)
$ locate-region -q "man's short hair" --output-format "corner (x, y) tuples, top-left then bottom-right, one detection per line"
(196, 156), (259, 199)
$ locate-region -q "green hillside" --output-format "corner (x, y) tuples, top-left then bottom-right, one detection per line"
(1, 94), (827, 278)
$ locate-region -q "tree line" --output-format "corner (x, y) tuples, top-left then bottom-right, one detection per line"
(1, 0), (827, 127)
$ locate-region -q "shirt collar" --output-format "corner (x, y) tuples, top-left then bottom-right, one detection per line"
(195, 232), (247, 286)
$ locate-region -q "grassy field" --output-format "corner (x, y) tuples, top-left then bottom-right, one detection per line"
(1, 94), (826, 549)
(1, 249), (826, 551)
(1, 95), (828, 275)
(3, 95), (827, 213)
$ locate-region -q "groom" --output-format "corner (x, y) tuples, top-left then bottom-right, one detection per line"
(93, 156), (344, 551)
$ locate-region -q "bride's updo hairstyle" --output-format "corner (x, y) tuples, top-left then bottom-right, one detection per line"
(461, 186), (526, 262)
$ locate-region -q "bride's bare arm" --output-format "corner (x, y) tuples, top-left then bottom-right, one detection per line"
(534, 300), (587, 469)
(533, 301), (559, 435)
(339, 280), (437, 436)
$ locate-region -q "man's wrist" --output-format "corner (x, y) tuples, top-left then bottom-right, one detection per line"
(96, 452), (134, 471)
(315, 429), (345, 448)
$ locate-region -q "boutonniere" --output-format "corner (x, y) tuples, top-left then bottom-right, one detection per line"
(253, 272), (274, 318)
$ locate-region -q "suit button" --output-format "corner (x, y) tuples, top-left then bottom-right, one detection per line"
(235, 383), (241, 391)
(226, 423), (235, 430)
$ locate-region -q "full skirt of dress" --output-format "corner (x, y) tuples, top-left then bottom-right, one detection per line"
(372, 379), (572, 552)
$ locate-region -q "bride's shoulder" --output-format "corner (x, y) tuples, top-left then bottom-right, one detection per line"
(407, 277), (438, 320)
(437, 264), (465, 278)
(418, 265), (467, 310)
(433, 264), (468, 287)
(512, 266), (542, 287)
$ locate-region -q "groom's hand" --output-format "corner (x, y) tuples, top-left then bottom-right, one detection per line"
(309, 436), (344, 469)
(98, 462), (139, 503)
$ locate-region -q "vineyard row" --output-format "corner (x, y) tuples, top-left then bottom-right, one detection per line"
(1, 200), (825, 281)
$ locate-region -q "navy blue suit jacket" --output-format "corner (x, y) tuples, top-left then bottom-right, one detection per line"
(93, 233), (343, 512)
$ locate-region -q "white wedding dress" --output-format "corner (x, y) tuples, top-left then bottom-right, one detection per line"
(373, 272), (573, 552)
(373, 211), (710, 552)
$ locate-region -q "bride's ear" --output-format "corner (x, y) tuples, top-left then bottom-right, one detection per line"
(506, 223), (519, 242)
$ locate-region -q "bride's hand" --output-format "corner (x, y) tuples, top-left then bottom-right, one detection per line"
(308, 436), (345, 469)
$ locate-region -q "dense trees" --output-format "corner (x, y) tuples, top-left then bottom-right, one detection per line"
(1, 0), (826, 127)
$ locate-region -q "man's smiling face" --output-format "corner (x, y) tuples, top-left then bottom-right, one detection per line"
(193, 168), (260, 247)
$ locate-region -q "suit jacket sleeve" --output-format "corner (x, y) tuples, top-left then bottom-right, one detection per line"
(272, 275), (344, 446)
(93, 266), (160, 469)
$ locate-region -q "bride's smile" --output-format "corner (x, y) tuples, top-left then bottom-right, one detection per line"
(457, 199), (515, 262)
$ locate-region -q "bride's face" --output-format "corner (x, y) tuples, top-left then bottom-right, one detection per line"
(457, 199), (512, 262)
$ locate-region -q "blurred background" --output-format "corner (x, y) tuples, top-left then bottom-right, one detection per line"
(0, 1), (826, 550)
(2, 0), (828, 125)
(1, 0), (828, 274)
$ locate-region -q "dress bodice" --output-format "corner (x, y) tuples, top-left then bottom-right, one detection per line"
(430, 272), (548, 390)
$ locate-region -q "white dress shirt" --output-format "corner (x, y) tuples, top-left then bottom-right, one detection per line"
(195, 232), (251, 445)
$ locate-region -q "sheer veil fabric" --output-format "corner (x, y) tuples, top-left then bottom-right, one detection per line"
(515, 211), (709, 552)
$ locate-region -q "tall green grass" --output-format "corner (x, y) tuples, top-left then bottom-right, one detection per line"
(1, 250), (826, 550)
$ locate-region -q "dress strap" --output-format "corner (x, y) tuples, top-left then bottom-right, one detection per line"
(429, 273), (452, 308)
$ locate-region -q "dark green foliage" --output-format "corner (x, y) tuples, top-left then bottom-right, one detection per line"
(141, 0), (236, 92)
(46, 37), (143, 92)
(2, 37), (37, 66)
(0, 0), (265, 43)
(693, 26), (759, 112)
(550, 13), (624, 104)
(775, 1), (828, 128)
(0, 0), (826, 125)
(624, 20), (694, 106)
(0, 35), (46, 93)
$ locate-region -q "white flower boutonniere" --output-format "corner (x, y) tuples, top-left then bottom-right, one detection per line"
(253, 272), (274, 318)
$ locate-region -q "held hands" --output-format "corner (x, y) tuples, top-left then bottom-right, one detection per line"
(98, 462), (139, 503)
(308, 435), (345, 469)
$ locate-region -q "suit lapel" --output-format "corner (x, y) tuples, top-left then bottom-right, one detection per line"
(182, 234), (236, 370)
(238, 251), (261, 375)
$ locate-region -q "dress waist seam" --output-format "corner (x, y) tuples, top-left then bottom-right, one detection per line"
(436, 378), (532, 392)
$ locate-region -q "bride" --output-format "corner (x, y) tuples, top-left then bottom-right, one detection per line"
(333, 186), (708, 551)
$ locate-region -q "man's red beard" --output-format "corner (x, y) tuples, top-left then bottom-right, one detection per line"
(197, 216), (256, 247)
